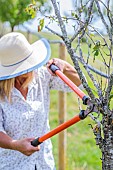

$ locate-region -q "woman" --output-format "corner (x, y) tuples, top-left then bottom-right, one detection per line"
(0, 32), (82, 170)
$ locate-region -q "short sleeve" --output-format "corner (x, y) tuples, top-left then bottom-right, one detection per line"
(0, 105), (6, 133)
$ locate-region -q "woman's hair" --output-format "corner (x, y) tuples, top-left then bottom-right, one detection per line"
(0, 78), (15, 102)
(18, 72), (34, 90)
(0, 72), (34, 102)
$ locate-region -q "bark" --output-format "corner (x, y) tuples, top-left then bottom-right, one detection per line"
(102, 116), (113, 170)
(94, 102), (113, 170)
(11, 25), (15, 32)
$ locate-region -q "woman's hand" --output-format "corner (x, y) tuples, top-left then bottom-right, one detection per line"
(12, 137), (40, 156)
(46, 58), (66, 76)
(46, 58), (82, 87)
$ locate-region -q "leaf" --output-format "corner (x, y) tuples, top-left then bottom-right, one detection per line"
(89, 43), (92, 48)
(38, 25), (41, 32)
(94, 50), (99, 56)
(40, 18), (44, 27)
(92, 40), (101, 61)
(37, 19), (45, 32)
(71, 12), (75, 17)
(71, 12), (79, 19)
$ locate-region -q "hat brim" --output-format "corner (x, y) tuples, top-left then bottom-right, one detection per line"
(0, 38), (51, 80)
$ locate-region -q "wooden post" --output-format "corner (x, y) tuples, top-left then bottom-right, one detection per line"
(58, 43), (67, 170)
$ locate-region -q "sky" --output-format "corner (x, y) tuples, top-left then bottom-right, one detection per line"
(21, 0), (105, 35)
(21, 0), (74, 34)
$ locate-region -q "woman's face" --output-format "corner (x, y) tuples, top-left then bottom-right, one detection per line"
(15, 71), (34, 89)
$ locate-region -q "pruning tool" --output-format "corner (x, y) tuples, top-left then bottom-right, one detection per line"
(31, 64), (101, 146)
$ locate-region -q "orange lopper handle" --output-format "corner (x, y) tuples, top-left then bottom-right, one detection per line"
(31, 114), (83, 146)
(50, 64), (89, 105)
(31, 64), (89, 147)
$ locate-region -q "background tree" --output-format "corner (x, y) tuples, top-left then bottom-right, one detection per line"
(27, 0), (113, 169)
(0, 0), (49, 32)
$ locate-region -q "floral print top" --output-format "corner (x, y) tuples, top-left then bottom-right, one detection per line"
(0, 67), (73, 170)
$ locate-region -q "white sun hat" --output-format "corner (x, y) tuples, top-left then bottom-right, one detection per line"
(0, 32), (51, 80)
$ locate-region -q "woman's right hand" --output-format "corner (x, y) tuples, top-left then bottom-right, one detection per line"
(12, 137), (40, 156)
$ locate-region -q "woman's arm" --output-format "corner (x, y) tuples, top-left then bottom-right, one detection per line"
(46, 58), (82, 87)
(0, 132), (40, 156)
(63, 61), (81, 87)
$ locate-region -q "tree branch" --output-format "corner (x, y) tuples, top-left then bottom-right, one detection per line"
(105, 72), (113, 100)
(70, 0), (95, 42)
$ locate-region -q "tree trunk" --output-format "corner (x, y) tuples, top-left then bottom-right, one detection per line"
(102, 113), (113, 170)
(11, 25), (14, 32)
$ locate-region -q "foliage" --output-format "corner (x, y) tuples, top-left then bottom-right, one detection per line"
(0, 0), (48, 31)
(92, 40), (101, 61)
(0, 0), (30, 31)
(26, 0), (52, 32)
(38, 18), (45, 32)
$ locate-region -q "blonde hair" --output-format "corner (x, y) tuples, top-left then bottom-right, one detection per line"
(15, 71), (34, 89)
(19, 72), (34, 90)
(0, 72), (34, 102)
(0, 78), (15, 102)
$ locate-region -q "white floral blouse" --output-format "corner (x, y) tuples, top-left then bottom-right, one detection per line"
(0, 67), (73, 170)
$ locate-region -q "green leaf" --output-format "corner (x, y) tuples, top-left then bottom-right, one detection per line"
(94, 50), (99, 56)
(38, 18), (45, 32)
(71, 12), (79, 19)
(40, 18), (44, 28)
(89, 43), (92, 48)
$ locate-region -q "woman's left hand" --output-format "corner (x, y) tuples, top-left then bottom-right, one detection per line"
(46, 58), (66, 76)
